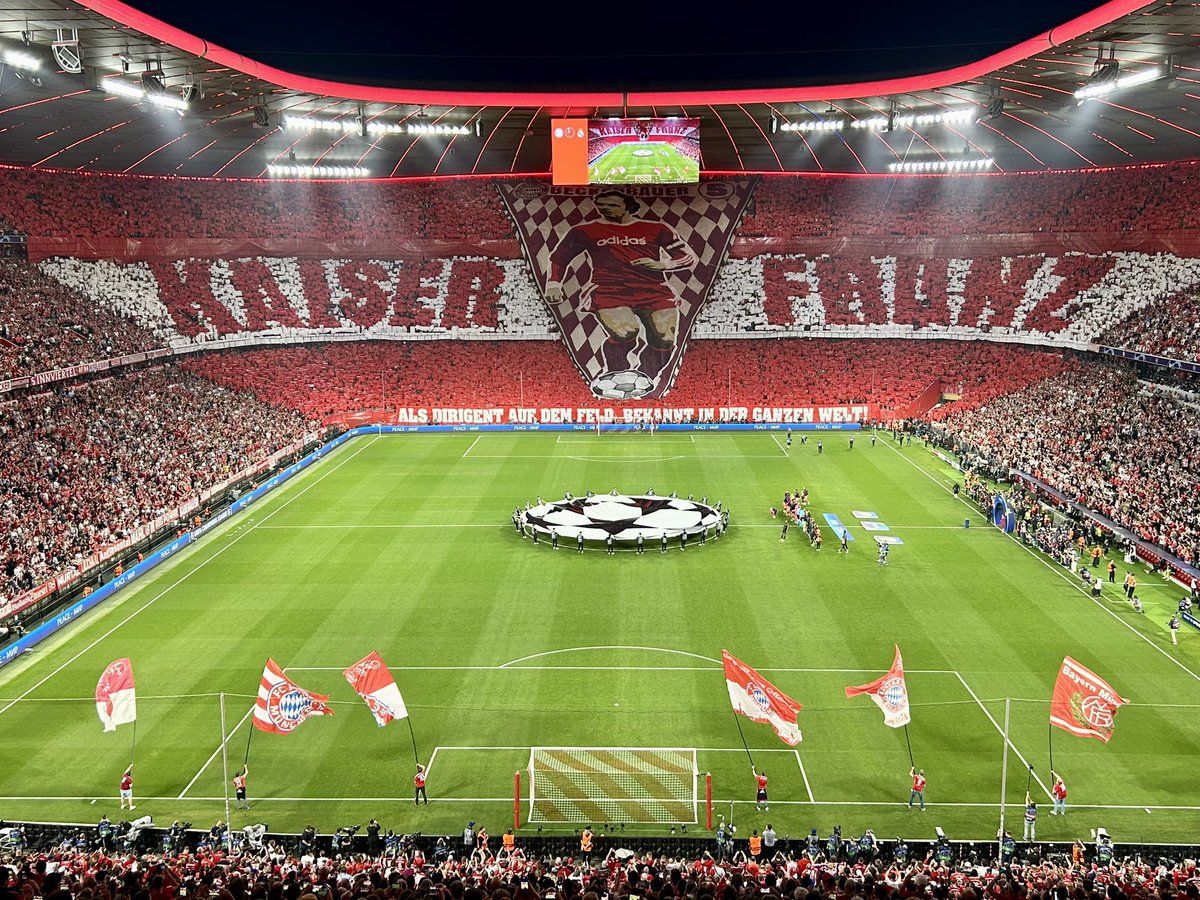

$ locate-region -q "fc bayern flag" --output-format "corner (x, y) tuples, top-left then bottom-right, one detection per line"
(95, 658), (136, 732)
(1050, 656), (1129, 743)
(253, 658), (334, 735)
(722, 650), (802, 745)
(844, 645), (911, 728)
(343, 651), (409, 727)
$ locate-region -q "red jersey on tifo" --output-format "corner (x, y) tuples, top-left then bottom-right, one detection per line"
(912, 773), (927, 792)
(548, 219), (688, 310)
(756, 774), (769, 791)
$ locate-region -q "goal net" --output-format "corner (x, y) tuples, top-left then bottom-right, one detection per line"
(527, 747), (698, 824)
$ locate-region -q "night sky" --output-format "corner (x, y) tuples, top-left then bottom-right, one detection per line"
(125, 0), (1104, 92)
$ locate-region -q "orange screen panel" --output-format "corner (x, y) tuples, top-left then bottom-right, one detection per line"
(551, 119), (589, 185)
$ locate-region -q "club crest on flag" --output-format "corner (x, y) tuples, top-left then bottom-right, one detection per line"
(721, 649), (803, 746)
(845, 645), (912, 729)
(253, 658), (333, 735)
(344, 651), (408, 727)
(1051, 656), (1128, 742)
(266, 683), (319, 733)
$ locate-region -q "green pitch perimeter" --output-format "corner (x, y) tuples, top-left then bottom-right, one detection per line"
(2, 431), (1197, 842)
(590, 142), (700, 184)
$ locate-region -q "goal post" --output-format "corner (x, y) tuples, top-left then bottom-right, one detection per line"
(527, 747), (699, 824)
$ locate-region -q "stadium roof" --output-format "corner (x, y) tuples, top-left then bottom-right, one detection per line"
(0, 0), (1196, 178)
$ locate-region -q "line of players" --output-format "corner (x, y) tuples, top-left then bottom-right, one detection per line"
(771, 489), (889, 565)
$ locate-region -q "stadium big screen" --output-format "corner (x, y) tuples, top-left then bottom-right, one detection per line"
(551, 117), (700, 185)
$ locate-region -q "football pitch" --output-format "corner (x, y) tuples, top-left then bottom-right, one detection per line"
(2, 431), (1197, 842)
(590, 143), (700, 184)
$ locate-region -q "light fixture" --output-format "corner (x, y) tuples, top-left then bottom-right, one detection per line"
(406, 122), (470, 135)
(849, 108), (975, 131)
(887, 157), (995, 174)
(104, 77), (188, 110)
(4, 49), (41, 71)
(1074, 66), (1160, 101)
(267, 163), (369, 179)
(51, 28), (83, 74)
(781, 118), (845, 132)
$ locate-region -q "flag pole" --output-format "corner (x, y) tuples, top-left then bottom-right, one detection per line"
(220, 693), (232, 825)
(1048, 721), (1054, 773)
(244, 719), (255, 767)
(903, 724), (915, 769)
(406, 716), (421, 768)
(129, 718), (137, 768)
(732, 713), (756, 769)
(998, 697), (1011, 861)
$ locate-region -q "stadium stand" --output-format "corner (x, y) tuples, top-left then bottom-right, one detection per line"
(0, 262), (158, 380)
(1099, 289), (1200, 362)
(0, 170), (514, 242)
(0, 366), (313, 609)
(174, 340), (1070, 422)
(930, 365), (1199, 566)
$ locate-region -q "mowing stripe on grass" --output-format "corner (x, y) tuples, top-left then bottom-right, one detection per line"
(881, 440), (1200, 684)
(0, 435), (381, 717)
(954, 671), (1051, 799)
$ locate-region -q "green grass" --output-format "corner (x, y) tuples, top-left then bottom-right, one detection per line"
(590, 142), (700, 184)
(1, 431), (1197, 844)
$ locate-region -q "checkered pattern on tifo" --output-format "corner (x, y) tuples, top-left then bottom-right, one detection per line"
(497, 181), (758, 397)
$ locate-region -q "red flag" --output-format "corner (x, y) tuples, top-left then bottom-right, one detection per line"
(722, 650), (802, 745)
(1050, 656), (1128, 742)
(344, 651), (409, 727)
(96, 658), (136, 732)
(844, 644), (911, 728)
(253, 658), (333, 734)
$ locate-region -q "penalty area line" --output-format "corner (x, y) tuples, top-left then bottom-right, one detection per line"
(771, 435), (789, 456)
(462, 435), (482, 458)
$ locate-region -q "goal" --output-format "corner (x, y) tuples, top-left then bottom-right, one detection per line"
(527, 747), (698, 824)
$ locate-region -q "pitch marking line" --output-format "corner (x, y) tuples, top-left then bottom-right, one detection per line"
(771, 435), (789, 456)
(7, 794), (1199, 812)
(954, 670), (1051, 799)
(286, 666), (961, 674)
(555, 435), (696, 445)
(178, 705), (256, 799)
(462, 435), (482, 458)
(426, 745), (816, 804)
(0, 436), (383, 717)
(881, 439), (1200, 684)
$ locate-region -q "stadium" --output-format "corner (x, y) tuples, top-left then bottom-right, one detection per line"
(0, 0), (1199, 896)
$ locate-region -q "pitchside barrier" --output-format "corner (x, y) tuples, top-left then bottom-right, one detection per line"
(7, 820), (1199, 862)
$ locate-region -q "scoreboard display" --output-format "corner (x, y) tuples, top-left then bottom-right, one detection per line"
(552, 117), (700, 186)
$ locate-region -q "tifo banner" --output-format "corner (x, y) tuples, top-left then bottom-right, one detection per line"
(331, 404), (876, 427)
(497, 180), (758, 399)
(844, 644), (911, 728)
(95, 658), (137, 732)
(722, 649), (803, 746)
(253, 658), (334, 735)
(36, 250), (1200, 351)
(344, 651), (409, 727)
(1050, 656), (1129, 743)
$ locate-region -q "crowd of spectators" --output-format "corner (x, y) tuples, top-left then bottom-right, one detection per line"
(0, 366), (313, 608)
(0, 173), (514, 243)
(1098, 290), (1200, 362)
(3, 162), (1200, 247)
(175, 340), (1069, 422)
(1, 832), (1198, 900)
(741, 162), (1200, 237)
(930, 364), (1199, 566)
(0, 263), (158, 380)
